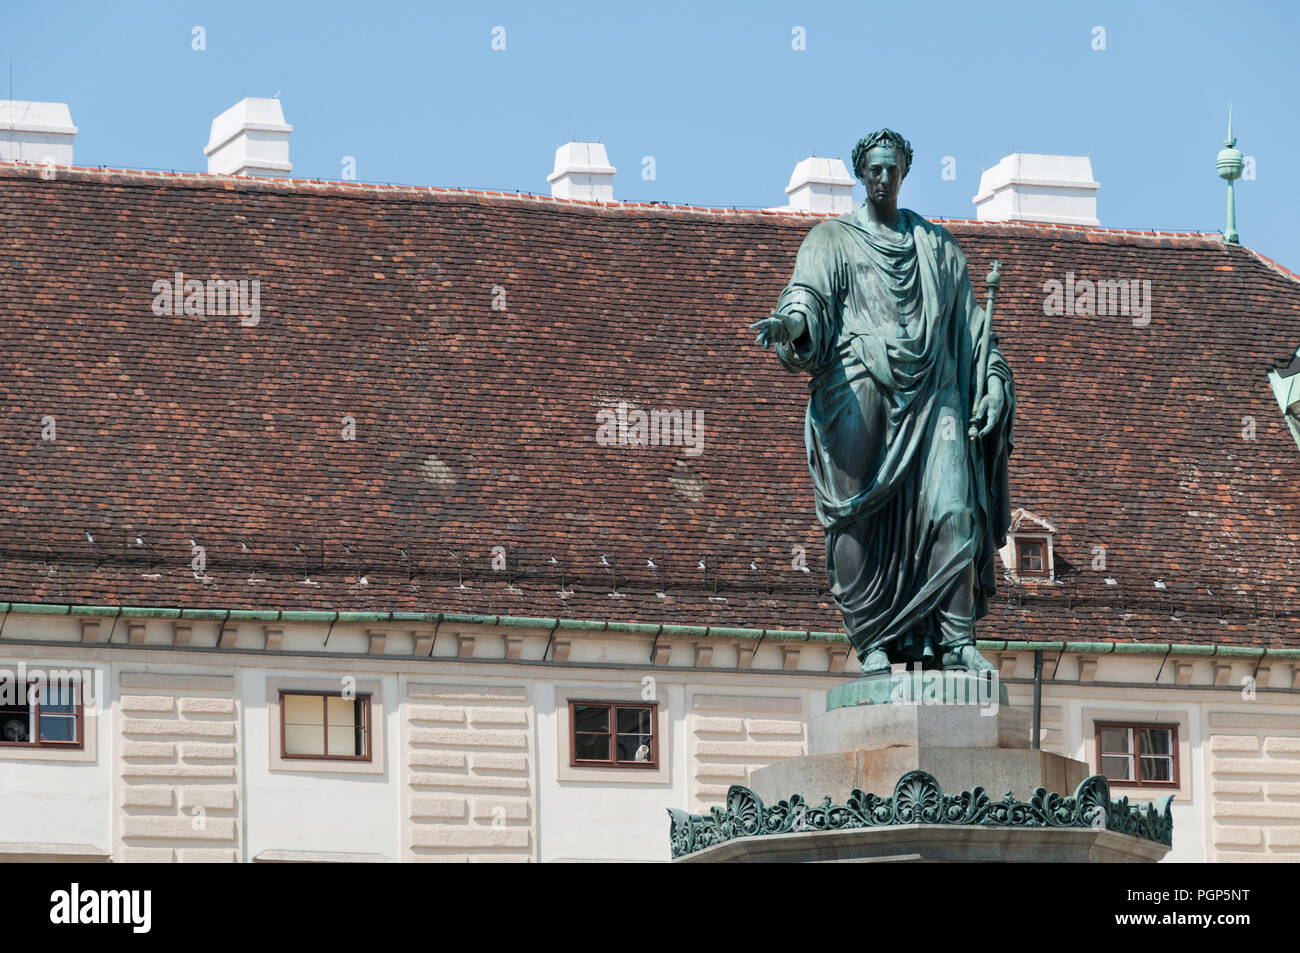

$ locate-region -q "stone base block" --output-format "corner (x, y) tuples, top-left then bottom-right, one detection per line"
(808, 701), (1030, 754)
(752, 698), (1083, 804)
(750, 746), (1088, 806)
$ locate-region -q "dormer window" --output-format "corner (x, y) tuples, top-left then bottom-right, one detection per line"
(1017, 537), (1048, 575)
(999, 509), (1058, 583)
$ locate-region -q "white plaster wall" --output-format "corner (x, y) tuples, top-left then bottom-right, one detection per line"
(241, 668), (401, 860)
(0, 757), (110, 846)
(0, 660), (111, 851)
(1056, 690), (1205, 862)
(535, 680), (685, 862)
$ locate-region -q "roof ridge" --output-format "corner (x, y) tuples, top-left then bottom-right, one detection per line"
(1242, 245), (1300, 289)
(0, 161), (1228, 242)
(0, 160), (809, 222)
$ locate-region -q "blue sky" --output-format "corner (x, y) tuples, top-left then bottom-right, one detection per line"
(5, 0), (1299, 268)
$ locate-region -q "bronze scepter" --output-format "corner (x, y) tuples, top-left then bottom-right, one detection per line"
(968, 260), (1002, 440)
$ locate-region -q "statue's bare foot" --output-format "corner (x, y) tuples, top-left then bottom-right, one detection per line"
(860, 649), (890, 676)
(941, 643), (995, 672)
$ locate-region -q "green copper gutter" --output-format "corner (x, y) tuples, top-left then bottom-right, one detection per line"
(976, 638), (1291, 658)
(1, 601), (1297, 659)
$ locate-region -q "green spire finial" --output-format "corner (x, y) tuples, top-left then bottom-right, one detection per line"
(1216, 105), (1243, 244)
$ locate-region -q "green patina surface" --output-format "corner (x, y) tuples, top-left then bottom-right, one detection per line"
(751, 128), (1013, 677)
(667, 770), (1173, 859)
(826, 670), (1008, 710)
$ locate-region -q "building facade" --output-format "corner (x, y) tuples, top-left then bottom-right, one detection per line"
(3, 160), (1300, 862)
(3, 611), (1298, 862)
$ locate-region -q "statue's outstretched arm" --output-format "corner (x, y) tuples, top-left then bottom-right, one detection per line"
(756, 222), (843, 373)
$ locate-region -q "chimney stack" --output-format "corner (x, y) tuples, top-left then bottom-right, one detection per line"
(782, 157), (855, 213)
(0, 100), (77, 166)
(972, 153), (1099, 226)
(205, 97), (292, 177)
(547, 142), (616, 202)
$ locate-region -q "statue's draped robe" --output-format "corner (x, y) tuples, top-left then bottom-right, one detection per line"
(774, 208), (1014, 665)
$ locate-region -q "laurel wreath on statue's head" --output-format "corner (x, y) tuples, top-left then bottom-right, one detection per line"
(852, 129), (914, 184)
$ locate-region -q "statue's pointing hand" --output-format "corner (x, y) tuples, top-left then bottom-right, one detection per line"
(750, 310), (807, 349)
(972, 375), (1006, 439)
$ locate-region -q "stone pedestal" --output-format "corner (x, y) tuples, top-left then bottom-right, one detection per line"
(750, 693), (1089, 806)
(668, 675), (1174, 862)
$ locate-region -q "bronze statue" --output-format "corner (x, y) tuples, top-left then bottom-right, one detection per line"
(752, 129), (1014, 675)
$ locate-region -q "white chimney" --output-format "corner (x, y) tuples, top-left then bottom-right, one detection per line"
(547, 142), (616, 201)
(205, 97), (292, 177)
(0, 100), (77, 166)
(972, 153), (1099, 226)
(782, 157), (855, 213)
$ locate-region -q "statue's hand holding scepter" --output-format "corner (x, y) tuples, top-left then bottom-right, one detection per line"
(969, 261), (1005, 440)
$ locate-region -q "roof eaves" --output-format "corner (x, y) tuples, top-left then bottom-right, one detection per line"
(3, 601), (1300, 659)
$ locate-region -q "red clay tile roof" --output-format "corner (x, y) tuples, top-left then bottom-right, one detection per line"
(3, 164), (1300, 648)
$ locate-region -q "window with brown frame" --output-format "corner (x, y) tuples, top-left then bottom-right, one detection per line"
(1017, 536), (1048, 576)
(569, 701), (657, 768)
(1096, 723), (1178, 787)
(280, 691), (371, 761)
(0, 681), (83, 748)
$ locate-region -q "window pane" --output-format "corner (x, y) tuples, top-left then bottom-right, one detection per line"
(1138, 729), (1172, 756)
(616, 734), (653, 762)
(1140, 756), (1174, 782)
(326, 695), (361, 729)
(285, 723), (325, 756)
(1101, 755), (1133, 780)
(39, 713), (77, 743)
(1, 689), (34, 745)
(283, 694), (324, 726)
(327, 725), (362, 757)
(574, 732), (609, 761)
(573, 706), (608, 733)
(1019, 542), (1043, 571)
(41, 683), (77, 712)
(1100, 727), (1130, 753)
(616, 707), (651, 734)
(1, 714), (32, 744)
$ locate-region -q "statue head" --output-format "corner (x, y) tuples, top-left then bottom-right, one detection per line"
(852, 129), (913, 184)
(852, 129), (912, 217)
